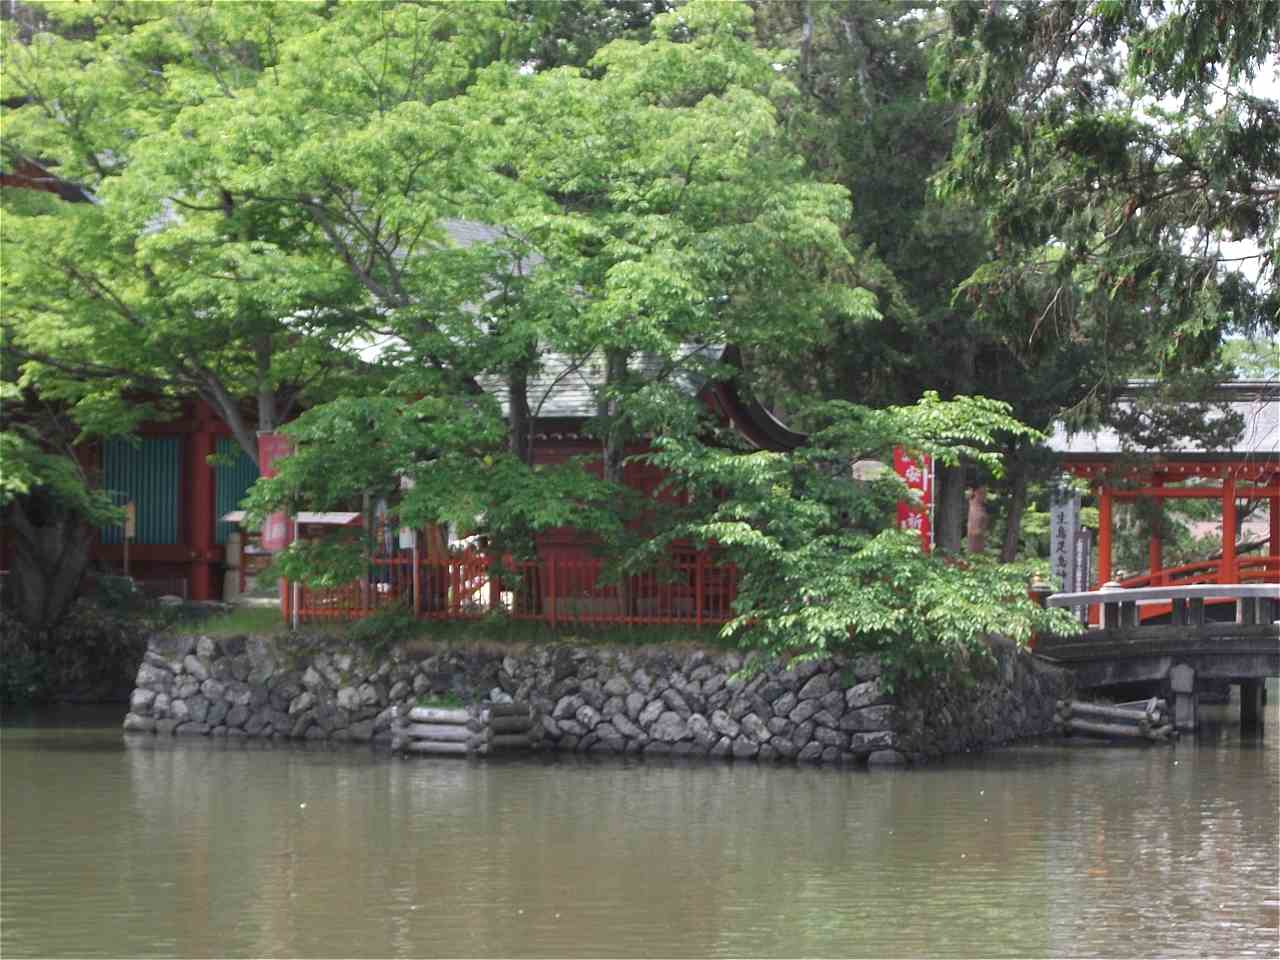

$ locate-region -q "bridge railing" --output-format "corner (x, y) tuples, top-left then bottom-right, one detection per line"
(1047, 583), (1280, 631)
(1114, 555), (1279, 590)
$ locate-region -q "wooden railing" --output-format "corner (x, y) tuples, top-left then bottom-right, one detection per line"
(1100, 555), (1279, 625)
(291, 549), (739, 627)
(1115, 555), (1279, 590)
(1049, 583), (1280, 631)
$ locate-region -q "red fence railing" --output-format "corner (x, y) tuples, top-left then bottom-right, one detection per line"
(291, 549), (739, 627)
(1089, 554), (1280, 625)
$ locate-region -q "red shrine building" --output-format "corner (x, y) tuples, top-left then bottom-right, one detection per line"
(1049, 380), (1279, 618)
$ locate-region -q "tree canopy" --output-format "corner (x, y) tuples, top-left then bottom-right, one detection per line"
(4, 0), (1272, 662)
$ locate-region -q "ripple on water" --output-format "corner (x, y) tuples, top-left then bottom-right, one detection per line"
(1, 701), (1277, 958)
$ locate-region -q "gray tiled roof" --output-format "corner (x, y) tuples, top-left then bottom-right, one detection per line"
(1047, 381), (1279, 459)
(482, 346), (722, 420)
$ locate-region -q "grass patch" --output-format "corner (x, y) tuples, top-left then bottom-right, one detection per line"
(163, 605), (288, 638)
(161, 602), (739, 656)
(396, 617), (736, 658)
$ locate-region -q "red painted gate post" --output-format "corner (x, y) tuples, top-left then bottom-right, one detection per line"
(695, 551), (705, 628)
(548, 557), (557, 627)
(1222, 472), (1238, 584)
(188, 429), (217, 601)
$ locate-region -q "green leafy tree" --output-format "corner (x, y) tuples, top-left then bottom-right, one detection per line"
(932, 0), (1278, 407)
(644, 392), (1079, 679)
(232, 1), (869, 564)
(745, 0), (1277, 563)
(1, 379), (121, 633)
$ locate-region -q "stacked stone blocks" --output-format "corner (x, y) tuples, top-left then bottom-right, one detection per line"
(125, 634), (1070, 765)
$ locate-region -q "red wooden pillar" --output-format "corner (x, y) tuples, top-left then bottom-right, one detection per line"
(1097, 487), (1113, 584)
(1221, 472), (1237, 584)
(1269, 489), (1279, 574)
(1092, 486), (1113, 627)
(188, 429), (217, 601)
(695, 551), (705, 628)
(1148, 472), (1164, 585)
(548, 557), (558, 627)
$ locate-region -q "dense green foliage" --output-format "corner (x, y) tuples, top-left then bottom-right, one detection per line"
(645, 392), (1078, 679)
(4, 0), (1272, 672)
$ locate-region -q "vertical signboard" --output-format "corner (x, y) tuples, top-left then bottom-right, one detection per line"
(1075, 522), (1095, 599)
(894, 447), (933, 553)
(1050, 479), (1079, 592)
(256, 433), (294, 552)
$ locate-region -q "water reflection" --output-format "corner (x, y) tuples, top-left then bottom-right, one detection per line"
(2, 692), (1276, 958)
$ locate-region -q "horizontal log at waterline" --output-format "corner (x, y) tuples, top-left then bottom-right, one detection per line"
(407, 706), (471, 725)
(487, 715), (534, 735)
(394, 702), (536, 758)
(1056, 699), (1166, 725)
(483, 703), (532, 718)
(401, 723), (472, 742)
(486, 733), (535, 750)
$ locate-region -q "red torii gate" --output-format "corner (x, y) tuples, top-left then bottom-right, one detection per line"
(1052, 381), (1279, 599)
(1062, 457), (1279, 589)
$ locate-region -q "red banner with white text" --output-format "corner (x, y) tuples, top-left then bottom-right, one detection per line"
(894, 446), (933, 553)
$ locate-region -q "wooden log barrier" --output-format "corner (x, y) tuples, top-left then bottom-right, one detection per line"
(1054, 699), (1176, 743)
(485, 703), (532, 718)
(408, 706), (471, 725)
(484, 733), (535, 751)
(488, 715), (534, 735)
(402, 723), (472, 742)
(394, 701), (536, 758)
(1065, 700), (1163, 725)
(1065, 718), (1155, 740)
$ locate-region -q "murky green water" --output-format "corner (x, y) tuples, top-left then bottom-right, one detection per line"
(3, 695), (1277, 958)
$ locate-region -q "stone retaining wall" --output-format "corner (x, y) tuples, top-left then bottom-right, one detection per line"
(123, 634), (1072, 765)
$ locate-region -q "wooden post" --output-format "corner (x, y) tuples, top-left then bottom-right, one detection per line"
(1148, 471), (1164, 585)
(1097, 488), (1113, 584)
(1240, 679), (1264, 734)
(450, 557), (459, 616)
(122, 502), (135, 578)
(1169, 663), (1197, 732)
(188, 428), (218, 601)
(1095, 488), (1113, 626)
(548, 557), (557, 627)
(1120, 599), (1137, 628)
(1221, 472), (1237, 584)
(695, 551), (705, 628)
(412, 533), (421, 616)
(1101, 581), (1123, 629)
(1269, 493), (1278, 573)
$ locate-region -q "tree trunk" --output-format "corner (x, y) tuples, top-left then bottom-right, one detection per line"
(1000, 461), (1029, 562)
(4, 490), (94, 637)
(966, 485), (989, 554)
(601, 347), (630, 487)
(935, 464), (966, 554)
(935, 322), (976, 555)
(601, 347), (631, 613)
(256, 334), (276, 434)
(507, 354), (534, 467)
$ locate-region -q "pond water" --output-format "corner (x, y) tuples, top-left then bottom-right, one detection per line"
(2, 692), (1277, 958)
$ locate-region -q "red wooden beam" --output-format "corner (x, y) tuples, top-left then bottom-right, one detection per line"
(1110, 485), (1280, 499)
